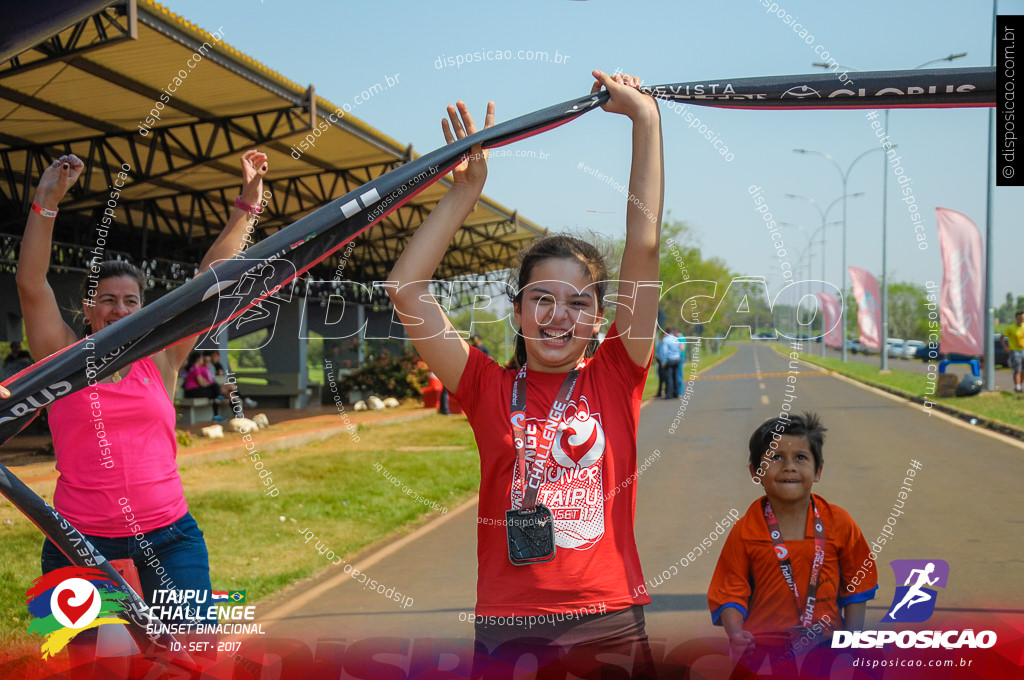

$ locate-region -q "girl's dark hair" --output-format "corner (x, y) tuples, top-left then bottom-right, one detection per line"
(79, 260), (147, 335)
(507, 234), (610, 369)
(748, 411), (827, 472)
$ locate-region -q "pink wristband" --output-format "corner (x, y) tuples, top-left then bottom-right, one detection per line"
(234, 195), (262, 215)
(31, 202), (58, 218)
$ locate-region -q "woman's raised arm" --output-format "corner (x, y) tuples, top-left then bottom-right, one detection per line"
(159, 150), (270, 375)
(15, 155), (85, 361)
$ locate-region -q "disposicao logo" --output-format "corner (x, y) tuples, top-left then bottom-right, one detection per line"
(25, 566), (128, 658)
(881, 559), (948, 623)
(833, 559), (997, 650)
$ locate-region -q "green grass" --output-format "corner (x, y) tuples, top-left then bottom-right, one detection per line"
(0, 415), (480, 651)
(788, 350), (1024, 432)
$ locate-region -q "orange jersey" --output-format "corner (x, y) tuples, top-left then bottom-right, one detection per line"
(708, 494), (878, 634)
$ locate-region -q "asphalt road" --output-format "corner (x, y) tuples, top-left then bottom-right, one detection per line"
(253, 342), (1024, 671)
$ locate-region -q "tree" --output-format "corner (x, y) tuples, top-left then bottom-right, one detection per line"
(996, 292), (1024, 326)
(637, 214), (740, 339)
(450, 308), (511, 366)
(886, 282), (928, 340)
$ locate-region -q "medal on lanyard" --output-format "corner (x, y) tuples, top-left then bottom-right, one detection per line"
(506, 363), (581, 566)
(762, 497), (829, 648)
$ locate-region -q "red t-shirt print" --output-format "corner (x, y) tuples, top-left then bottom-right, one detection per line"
(456, 322), (652, 616)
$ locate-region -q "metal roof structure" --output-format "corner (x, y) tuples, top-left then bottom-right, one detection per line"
(0, 0), (544, 292)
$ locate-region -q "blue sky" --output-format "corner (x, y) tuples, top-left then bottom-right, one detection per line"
(163, 0), (1022, 307)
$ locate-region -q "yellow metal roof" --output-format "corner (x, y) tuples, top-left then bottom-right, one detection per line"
(0, 0), (544, 284)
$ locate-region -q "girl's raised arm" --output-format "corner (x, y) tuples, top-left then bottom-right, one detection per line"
(387, 101), (495, 392)
(15, 156), (85, 361)
(593, 70), (664, 367)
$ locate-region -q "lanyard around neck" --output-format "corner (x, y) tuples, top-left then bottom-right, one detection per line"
(762, 497), (826, 629)
(509, 362), (582, 512)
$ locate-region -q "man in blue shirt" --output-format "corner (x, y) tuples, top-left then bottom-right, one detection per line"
(674, 329), (687, 393)
(657, 329), (682, 398)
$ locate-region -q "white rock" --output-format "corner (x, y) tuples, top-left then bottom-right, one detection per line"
(382, 397), (400, 408)
(200, 425), (224, 438)
(353, 400), (367, 411)
(228, 417), (260, 433)
(253, 413), (270, 429)
(367, 396), (385, 411)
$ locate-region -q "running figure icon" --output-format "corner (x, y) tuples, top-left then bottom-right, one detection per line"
(881, 559), (949, 623)
(888, 562), (939, 617)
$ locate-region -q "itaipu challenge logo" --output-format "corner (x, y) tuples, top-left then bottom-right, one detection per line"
(25, 566), (129, 658)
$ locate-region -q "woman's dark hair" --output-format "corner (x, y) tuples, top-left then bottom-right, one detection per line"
(507, 234), (610, 369)
(748, 411), (827, 472)
(79, 260), (147, 335)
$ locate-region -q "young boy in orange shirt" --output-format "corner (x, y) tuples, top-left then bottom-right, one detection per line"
(708, 412), (878, 659)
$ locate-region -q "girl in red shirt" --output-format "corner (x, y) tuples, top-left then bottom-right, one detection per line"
(387, 70), (664, 678)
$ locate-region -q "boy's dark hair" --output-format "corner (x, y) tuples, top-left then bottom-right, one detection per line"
(748, 411), (827, 472)
(507, 234), (610, 369)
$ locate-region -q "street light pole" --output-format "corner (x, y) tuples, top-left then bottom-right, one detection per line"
(794, 148), (886, 362)
(812, 53), (967, 370)
(881, 109), (891, 371)
(785, 194), (854, 356)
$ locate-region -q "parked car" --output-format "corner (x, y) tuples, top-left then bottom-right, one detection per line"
(856, 338), (879, 355)
(886, 338), (906, 359)
(902, 340), (925, 359)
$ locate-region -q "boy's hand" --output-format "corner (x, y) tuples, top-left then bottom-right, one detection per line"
(442, 100), (495, 191)
(728, 630), (756, 659)
(591, 70), (659, 122)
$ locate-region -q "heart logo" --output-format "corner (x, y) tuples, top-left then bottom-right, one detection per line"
(558, 425), (599, 465)
(56, 588), (95, 626)
(51, 580), (99, 628)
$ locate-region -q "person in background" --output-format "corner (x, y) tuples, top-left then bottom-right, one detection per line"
(655, 330), (669, 399)
(1000, 310), (1024, 393)
(183, 352), (226, 421)
(470, 334), (490, 357)
(657, 327), (681, 398)
(3, 341), (32, 379)
(675, 328), (687, 393)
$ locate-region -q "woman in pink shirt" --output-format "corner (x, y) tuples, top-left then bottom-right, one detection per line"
(184, 352), (226, 422)
(14, 150), (269, 633)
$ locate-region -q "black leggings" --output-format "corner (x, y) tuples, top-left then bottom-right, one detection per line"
(184, 384), (220, 415)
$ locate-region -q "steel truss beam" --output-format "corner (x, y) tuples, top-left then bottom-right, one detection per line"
(0, 104), (313, 212)
(0, 2), (135, 81)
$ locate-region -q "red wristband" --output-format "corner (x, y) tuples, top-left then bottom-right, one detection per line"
(31, 202), (58, 218)
(234, 195), (262, 215)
